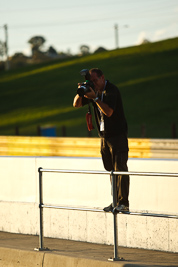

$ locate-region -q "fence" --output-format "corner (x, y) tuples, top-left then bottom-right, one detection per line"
(35, 167), (178, 261)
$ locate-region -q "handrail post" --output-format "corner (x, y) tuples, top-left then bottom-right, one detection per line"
(34, 167), (49, 251)
(39, 167), (44, 250)
(108, 170), (124, 261)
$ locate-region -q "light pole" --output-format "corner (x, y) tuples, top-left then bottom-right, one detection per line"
(114, 24), (129, 49)
(0, 24), (9, 70)
(114, 24), (119, 49)
(4, 24), (9, 70)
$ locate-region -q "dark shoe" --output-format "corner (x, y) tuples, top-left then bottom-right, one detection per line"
(103, 203), (113, 212)
(115, 204), (129, 213)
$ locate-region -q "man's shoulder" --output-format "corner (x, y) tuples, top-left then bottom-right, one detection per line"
(105, 80), (119, 93)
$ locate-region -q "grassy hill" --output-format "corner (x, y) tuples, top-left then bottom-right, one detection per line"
(0, 37), (178, 138)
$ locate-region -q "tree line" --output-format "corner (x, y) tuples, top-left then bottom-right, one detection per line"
(0, 35), (107, 70)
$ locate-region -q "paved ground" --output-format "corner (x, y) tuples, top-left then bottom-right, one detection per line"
(0, 231), (178, 267)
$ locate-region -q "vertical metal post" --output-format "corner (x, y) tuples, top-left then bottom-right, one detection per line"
(34, 167), (49, 251)
(108, 171), (124, 261)
(112, 170), (118, 260)
(38, 167), (44, 250)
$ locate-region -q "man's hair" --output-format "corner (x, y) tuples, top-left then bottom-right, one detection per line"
(89, 68), (103, 77)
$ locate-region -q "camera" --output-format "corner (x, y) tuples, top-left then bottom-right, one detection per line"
(77, 69), (95, 97)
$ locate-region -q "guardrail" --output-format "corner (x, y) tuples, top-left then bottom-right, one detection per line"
(35, 168), (178, 261)
(1, 136), (178, 158)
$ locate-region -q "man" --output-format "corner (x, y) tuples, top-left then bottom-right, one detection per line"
(73, 68), (129, 212)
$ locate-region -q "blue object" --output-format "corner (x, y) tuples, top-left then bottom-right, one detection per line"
(40, 126), (56, 137)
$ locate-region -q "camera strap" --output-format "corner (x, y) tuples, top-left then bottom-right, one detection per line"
(86, 104), (94, 131)
(97, 81), (107, 132)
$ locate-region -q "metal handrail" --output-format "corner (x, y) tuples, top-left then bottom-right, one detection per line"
(40, 168), (178, 177)
(40, 204), (178, 219)
(35, 167), (178, 261)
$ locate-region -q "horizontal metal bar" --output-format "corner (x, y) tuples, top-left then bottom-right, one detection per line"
(122, 212), (178, 219)
(39, 168), (178, 178)
(113, 171), (178, 177)
(41, 204), (178, 219)
(41, 204), (104, 213)
(40, 169), (110, 175)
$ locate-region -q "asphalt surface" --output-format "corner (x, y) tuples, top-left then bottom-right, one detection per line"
(0, 231), (178, 267)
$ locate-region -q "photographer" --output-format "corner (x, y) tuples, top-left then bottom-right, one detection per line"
(73, 68), (129, 212)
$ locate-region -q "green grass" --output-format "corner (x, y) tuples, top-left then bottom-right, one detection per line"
(0, 37), (178, 138)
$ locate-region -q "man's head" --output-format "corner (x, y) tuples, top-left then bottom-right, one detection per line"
(89, 68), (105, 94)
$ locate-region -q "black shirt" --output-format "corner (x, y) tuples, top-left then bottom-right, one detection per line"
(82, 80), (128, 149)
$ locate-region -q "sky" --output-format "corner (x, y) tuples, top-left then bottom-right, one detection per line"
(0, 0), (178, 57)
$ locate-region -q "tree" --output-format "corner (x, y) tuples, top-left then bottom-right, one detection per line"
(28, 36), (46, 56)
(80, 45), (90, 55)
(141, 38), (151, 45)
(11, 52), (28, 68)
(47, 46), (58, 58)
(94, 46), (107, 54)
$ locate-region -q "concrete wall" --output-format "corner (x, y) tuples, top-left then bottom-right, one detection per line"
(0, 156), (178, 252)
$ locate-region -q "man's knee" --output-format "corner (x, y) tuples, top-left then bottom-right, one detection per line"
(114, 152), (128, 171)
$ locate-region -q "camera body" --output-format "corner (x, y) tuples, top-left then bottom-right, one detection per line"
(77, 69), (95, 97)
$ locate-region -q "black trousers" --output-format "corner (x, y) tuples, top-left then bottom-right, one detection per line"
(101, 137), (129, 206)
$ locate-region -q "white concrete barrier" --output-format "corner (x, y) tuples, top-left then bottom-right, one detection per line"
(0, 156), (178, 252)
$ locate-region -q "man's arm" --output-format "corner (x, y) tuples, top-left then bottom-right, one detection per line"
(95, 99), (113, 117)
(73, 89), (113, 117)
(84, 88), (113, 117)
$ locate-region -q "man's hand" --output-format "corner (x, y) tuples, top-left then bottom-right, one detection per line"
(84, 87), (96, 99)
(73, 94), (82, 107)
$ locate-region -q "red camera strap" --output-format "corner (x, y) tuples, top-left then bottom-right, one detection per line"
(86, 105), (94, 131)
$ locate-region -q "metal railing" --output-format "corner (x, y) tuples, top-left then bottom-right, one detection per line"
(35, 167), (178, 261)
